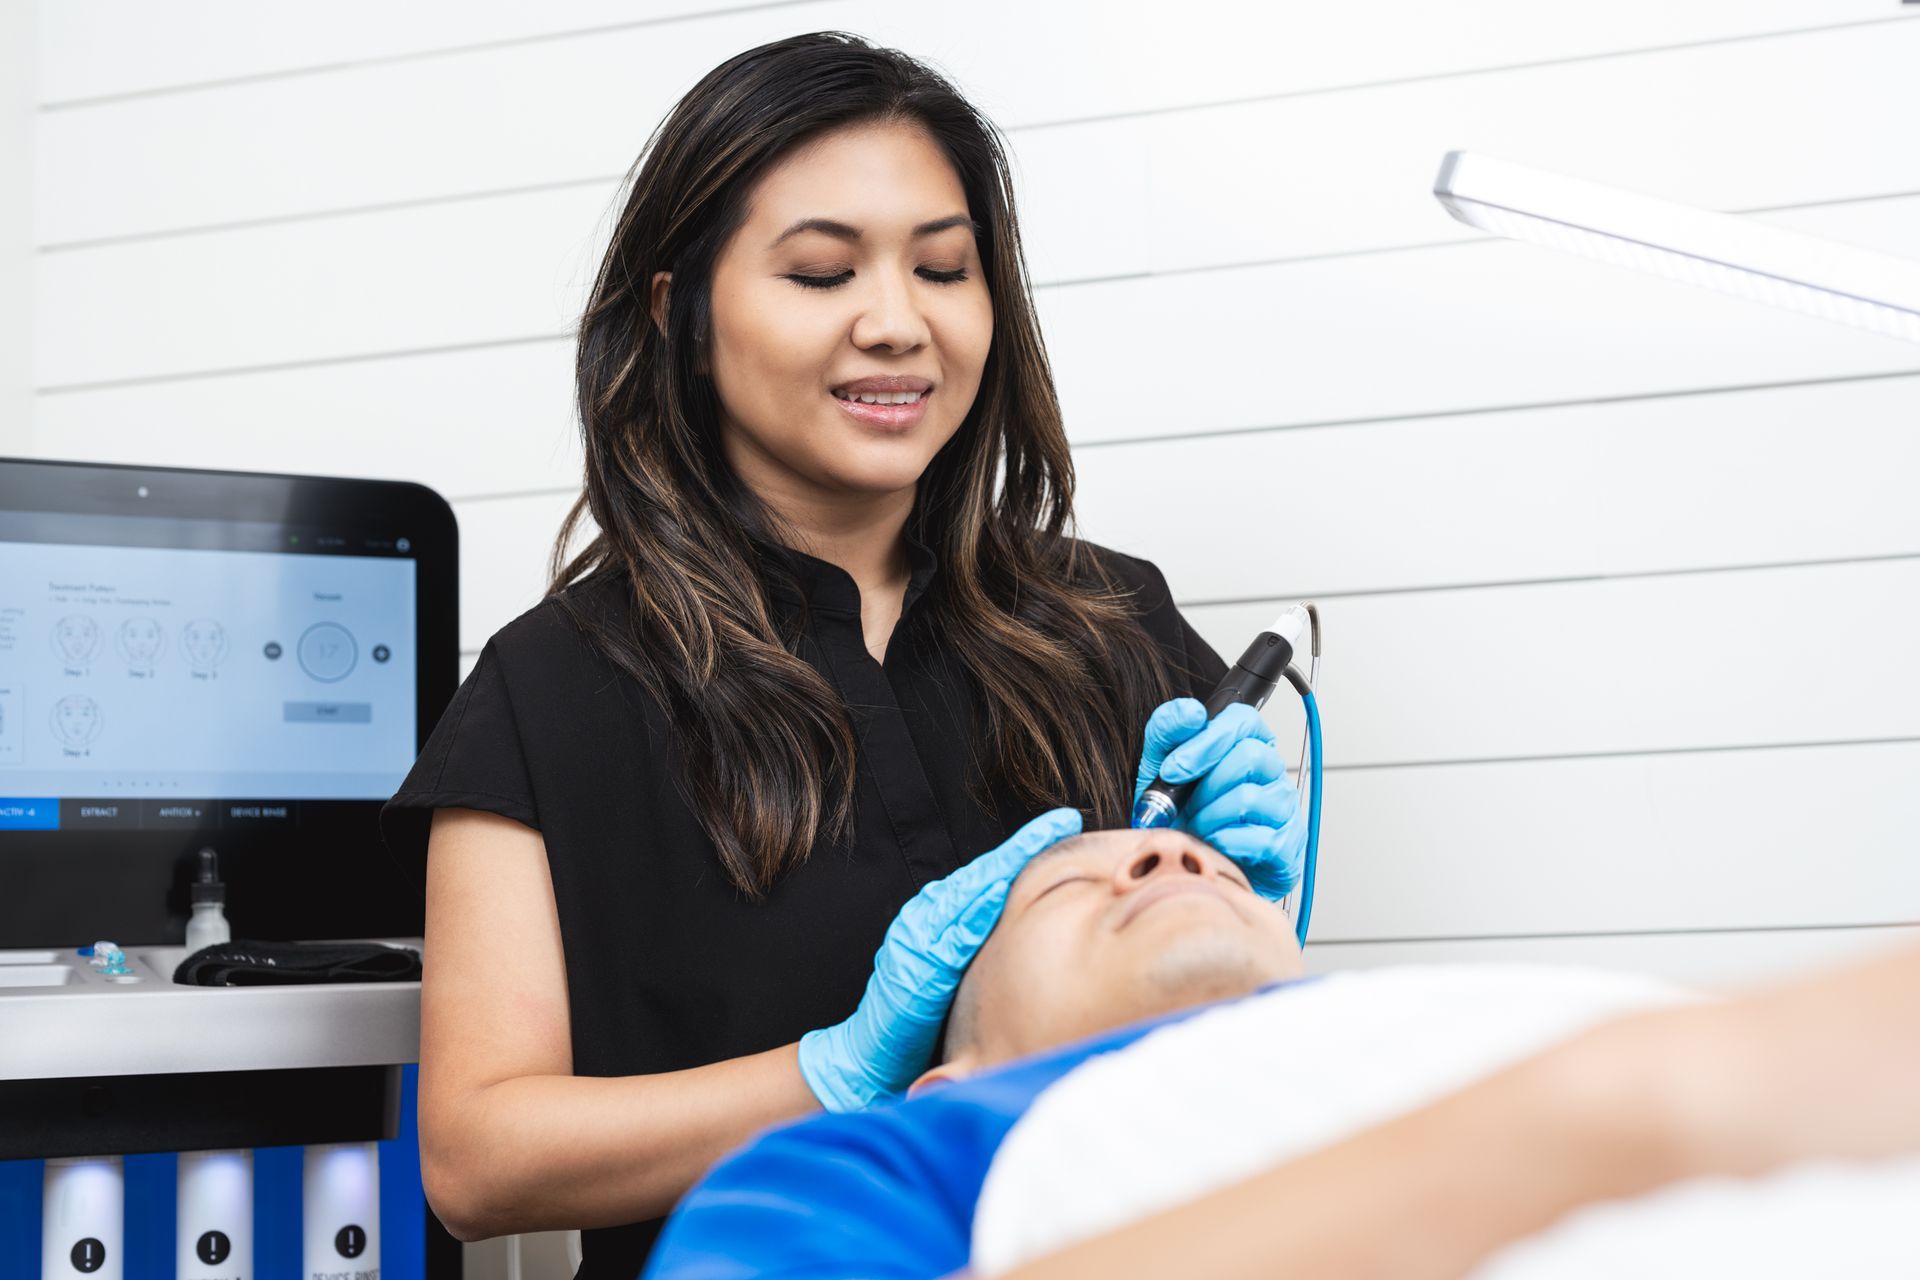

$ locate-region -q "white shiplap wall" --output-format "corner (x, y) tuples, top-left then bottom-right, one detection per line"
(28, 1), (1920, 987)
(0, 2), (29, 453)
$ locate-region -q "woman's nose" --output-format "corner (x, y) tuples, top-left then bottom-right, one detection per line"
(1115, 837), (1213, 890)
(851, 272), (931, 353)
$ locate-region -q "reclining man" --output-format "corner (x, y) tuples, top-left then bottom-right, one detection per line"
(646, 826), (1920, 1280)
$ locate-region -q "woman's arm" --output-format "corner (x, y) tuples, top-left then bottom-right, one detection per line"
(419, 808), (819, 1240)
(993, 943), (1920, 1280)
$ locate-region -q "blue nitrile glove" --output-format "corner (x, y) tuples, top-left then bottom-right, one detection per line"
(797, 806), (1085, 1112)
(1133, 697), (1305, 899)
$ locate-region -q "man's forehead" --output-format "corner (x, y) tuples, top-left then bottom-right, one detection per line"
(1029, 830), (1125, 866)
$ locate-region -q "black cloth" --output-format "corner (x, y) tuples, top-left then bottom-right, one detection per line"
(172, 939), (422, 986)
(380, 536), (1226, 1279)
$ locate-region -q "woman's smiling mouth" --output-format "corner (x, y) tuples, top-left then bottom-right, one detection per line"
(831, 386), (932, 430)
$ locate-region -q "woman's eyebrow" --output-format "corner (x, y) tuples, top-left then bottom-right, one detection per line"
(768, 213), (979, 248)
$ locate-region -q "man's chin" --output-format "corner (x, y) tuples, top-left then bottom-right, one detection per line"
(1137, 928), (1279, 1013)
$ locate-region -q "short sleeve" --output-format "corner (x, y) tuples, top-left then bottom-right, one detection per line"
(379, 640), (539, 894)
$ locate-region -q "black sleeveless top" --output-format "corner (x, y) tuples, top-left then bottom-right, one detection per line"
(380, 537), (1226, 1278)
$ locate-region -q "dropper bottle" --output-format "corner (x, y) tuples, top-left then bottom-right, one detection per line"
(184, 848), (231, 952)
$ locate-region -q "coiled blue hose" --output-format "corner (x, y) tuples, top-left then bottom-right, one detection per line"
(1295, 688), (1322, 947)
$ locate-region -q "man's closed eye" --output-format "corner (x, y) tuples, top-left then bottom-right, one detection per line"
(1030, 875), (1095, 904)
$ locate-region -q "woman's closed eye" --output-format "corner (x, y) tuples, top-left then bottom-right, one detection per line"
(785, 267), (971, 290)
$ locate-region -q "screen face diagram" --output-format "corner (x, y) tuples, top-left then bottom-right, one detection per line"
(0, 519), (418, 834)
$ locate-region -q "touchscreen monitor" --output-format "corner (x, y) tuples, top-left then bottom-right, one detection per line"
(0, 459), (457, 946)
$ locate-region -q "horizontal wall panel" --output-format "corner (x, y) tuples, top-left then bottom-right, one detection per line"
(1042, 198), (1920, 448)
(36, 5), (832, 245)
(1186, 557), (1920, 768)
(37, 0), (765, 104)
(1306, 925), (1920, 992)
(1031, 20), (1920, 285)
(1304, 742), (1920, 941)
(41, 0), (1897, 114)
(33, 340), (583, 498)
(35, 183), (610, 389)
(37, 191), (1920, 436)
(1073, 374), (1920, 605)
(37, 9), (1920, 249)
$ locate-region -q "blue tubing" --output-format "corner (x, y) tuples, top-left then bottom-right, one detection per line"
(1295, 689), (1322, 946)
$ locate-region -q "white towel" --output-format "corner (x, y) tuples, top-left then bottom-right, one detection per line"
(969, 963), (1920, 1277)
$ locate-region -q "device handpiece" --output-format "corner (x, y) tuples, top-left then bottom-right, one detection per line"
(1132, 605), (1310, 829)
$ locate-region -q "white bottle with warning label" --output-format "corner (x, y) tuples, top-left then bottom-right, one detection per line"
(302, 1142), (380, 1280)
(41, 1156), (123, 1280)
(178, 1149), (253, 1280)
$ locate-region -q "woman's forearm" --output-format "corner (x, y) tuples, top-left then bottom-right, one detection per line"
(997, 1014), (1682, 1280)
(427, 1040), (819, 1238)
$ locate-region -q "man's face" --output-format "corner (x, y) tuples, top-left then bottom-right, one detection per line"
(929, 829), (1306, 1079)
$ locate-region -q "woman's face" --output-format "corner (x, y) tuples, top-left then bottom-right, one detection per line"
(659, 121), (994, 515)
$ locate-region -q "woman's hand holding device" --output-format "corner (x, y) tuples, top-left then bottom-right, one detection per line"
(1133, 699), (1306, 899)
(797, 807), (1087, 1112)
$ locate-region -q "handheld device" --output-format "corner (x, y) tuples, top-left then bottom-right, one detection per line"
(1131, 603), (1324, 945)
(1132, 605), (1312, 829)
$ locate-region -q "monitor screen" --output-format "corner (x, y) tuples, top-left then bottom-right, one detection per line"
(0, 459), (458, 946)
(1, 512), (418, 827)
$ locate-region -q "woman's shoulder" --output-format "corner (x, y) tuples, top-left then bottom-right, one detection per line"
(482, 570), (636, 676)
(1051, 535), (1224, 683)
(1053, 535), (1177, 607)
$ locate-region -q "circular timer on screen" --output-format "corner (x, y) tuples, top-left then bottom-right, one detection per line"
(297, 622), (359, 683)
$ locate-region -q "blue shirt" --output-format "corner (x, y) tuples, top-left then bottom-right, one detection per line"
(645, 979), (1315, 1280)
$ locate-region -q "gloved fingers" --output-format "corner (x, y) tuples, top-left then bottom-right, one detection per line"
(1185, 776), (1299, 841)
(1133, 698), (1207, 803)
(803, 809), (1088, 1113)
(1159, 703), (1277, 785)
(925, 875), (1018, 971)
(968, 806), (1085, 885)
(916, 807), (1083, 921)
(1207, 823), (1303, 900)
(1181, 736), (1287, 819)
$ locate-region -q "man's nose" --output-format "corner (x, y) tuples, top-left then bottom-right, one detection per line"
(1114, 836), (1217, 891)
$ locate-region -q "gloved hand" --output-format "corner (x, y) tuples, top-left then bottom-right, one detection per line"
(1133, 698), (1305, 899)
(798, 806), (1085, 1112)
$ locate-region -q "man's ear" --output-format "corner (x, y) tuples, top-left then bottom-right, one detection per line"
(649, 270), (671, 338)
(907, 1060), (975, 1098)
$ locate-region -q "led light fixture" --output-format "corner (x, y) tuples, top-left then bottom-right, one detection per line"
(1434, 150), (1920, 344)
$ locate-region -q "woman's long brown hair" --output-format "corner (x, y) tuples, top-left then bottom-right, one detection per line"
(551, 30), (1173, 898)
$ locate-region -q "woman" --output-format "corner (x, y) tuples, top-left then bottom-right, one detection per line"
(381, 30), (1306, 1277)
